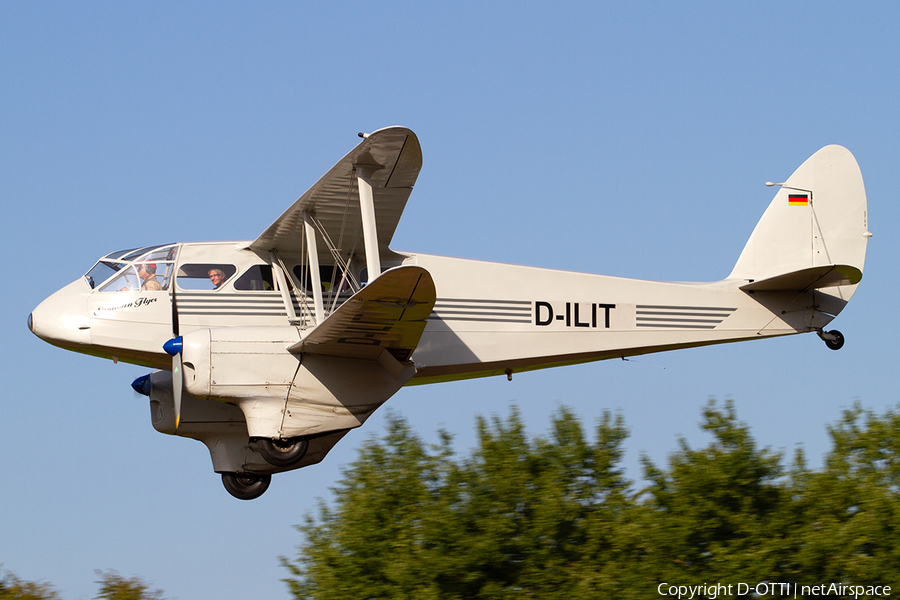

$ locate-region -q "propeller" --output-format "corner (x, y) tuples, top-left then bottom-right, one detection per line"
(163, 279), (183, 430)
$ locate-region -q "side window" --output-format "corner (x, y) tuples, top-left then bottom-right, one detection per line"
(293, 265), (352, 294)
(177, 264), (237, 291)
(234, 265), (275, 291)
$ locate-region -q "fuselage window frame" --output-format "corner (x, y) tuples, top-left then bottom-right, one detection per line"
(234, 264), (277, 292)
(176, 263), (238, 291)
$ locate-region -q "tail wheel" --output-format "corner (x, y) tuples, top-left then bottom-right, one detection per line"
(257, 437), (310, 467)
(221, 472), (271, 500)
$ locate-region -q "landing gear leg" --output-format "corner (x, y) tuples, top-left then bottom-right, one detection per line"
(817, 329), (845, 351)
(221, 472), (271, 500)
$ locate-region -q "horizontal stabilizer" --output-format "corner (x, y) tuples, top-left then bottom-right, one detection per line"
(739, 264), (862, 292)
(288, 266), (436, 361)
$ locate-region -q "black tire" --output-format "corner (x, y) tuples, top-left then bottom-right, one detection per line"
(221, 472), (271, 500)
(825, 330), (845, 351)
(257, 437), (309, 467)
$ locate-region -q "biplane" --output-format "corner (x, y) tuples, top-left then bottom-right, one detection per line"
(29, 127), (870, 499)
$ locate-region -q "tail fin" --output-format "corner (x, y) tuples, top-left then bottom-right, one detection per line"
(728, 146), (870, 299)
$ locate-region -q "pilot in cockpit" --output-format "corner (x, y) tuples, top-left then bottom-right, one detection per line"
(138, 262), (162, 291)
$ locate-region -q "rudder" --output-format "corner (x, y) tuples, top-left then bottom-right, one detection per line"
(728, 145), (870, 288)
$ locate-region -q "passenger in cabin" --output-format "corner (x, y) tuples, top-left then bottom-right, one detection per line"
(138, 262), (162, 291)
(208, 268), (226, 289)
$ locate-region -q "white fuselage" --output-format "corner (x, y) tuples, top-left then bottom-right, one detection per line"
(408, 252), (827, 382)
(30, 241), (830, 384)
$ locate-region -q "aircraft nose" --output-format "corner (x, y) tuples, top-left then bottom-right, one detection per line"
(30, 279), (92, 348)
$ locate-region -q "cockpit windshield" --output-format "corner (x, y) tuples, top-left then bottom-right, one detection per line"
(85, 260), (126, 290)
(84, 244), (178, 291)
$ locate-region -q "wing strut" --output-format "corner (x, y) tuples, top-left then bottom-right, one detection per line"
(269, 252), (299, 324)
(356, 165), (382, 280)
(303, 212), (326, 324)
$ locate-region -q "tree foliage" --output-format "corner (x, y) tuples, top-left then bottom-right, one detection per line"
(788, 405), (900, 583)
(93, 571), (165, 600)
(0, 569), (164, 600)
(0, 569), (59, 600)
(284, 401), (900, 599)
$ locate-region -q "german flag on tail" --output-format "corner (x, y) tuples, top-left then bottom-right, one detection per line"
(788, 194), (809, 206)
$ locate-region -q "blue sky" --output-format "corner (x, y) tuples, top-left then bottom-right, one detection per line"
(3, 2), (899, 598)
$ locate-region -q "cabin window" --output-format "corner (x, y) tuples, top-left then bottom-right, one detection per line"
(234, 265), (276, 291)
(176, 264), (237, 291)
(292, 265), (352, 295)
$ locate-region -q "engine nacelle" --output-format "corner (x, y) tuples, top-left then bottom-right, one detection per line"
(179, 325), (416, 440)
(181, 326), (302, 402)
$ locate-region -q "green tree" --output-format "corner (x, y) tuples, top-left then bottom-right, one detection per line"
(283, 406), (633, 599)
(638, 400), (792, 584)
(0, 569), (166, 600)
(0, 569), (59, 600)
(284, 400), (900, 599)
(93, 571), (165, 600)
(282, 414), (458, 599)
(454, 406), (633, 598)
(788, 403), (900, 584)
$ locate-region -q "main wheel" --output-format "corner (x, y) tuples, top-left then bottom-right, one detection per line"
(824, 330), (845, 351)
(257, 437), (309, 467)
(221, 472), (271, 500)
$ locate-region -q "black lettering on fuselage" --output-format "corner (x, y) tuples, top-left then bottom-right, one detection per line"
(574, 303), (589, 327)
(535, 301), (553, 326)
(597, 303), (615, 328)
(534, 301), (616, 329)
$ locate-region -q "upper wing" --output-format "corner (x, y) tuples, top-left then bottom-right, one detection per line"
(249, 127), (422, 259)
(288, 265), (436, 361)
